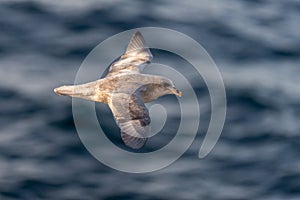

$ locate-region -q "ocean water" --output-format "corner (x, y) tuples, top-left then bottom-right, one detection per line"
(0, 0), (300, 199)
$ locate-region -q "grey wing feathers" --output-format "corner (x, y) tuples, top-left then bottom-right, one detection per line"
(108, 88), (150, 149)
(125, 31), (152, 58)
(120, 121), (149, 149)
(106, 31), (153, 77)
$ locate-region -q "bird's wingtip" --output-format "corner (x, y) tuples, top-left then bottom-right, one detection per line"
(54, 86), (69, 96)
(134, 30), (142, 36)
(54, 87), (64, 96)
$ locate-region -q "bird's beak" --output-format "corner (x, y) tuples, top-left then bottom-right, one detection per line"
(54, 81), (98, 101)
(170, 87), (182, 97)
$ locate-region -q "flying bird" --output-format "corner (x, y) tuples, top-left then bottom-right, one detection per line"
(54, 31), (182, 149)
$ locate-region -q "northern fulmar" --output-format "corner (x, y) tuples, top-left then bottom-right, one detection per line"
(54, 31), (182, 149)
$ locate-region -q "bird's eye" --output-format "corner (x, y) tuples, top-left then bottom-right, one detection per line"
(163, 82), (170, 87)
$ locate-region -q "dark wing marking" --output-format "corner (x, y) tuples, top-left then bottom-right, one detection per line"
(108, 86), (150, 149)
(106, 31), (153, 77)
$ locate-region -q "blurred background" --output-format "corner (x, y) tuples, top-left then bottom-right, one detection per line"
(0, 0), (300, 199)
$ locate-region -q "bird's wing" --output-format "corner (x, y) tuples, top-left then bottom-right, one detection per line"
(108, 86), (150, 149)
(106, 31), (153, 77)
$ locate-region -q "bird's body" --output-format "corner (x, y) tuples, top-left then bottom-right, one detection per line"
(54, 31), (182, 149)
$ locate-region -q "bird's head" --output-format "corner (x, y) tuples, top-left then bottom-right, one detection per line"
(161, 79), (182, 97)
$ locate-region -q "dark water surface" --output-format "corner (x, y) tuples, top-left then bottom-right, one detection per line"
(0, 0), (300, 199)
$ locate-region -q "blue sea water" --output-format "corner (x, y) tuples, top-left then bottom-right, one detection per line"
(0, 0), (300, 199)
